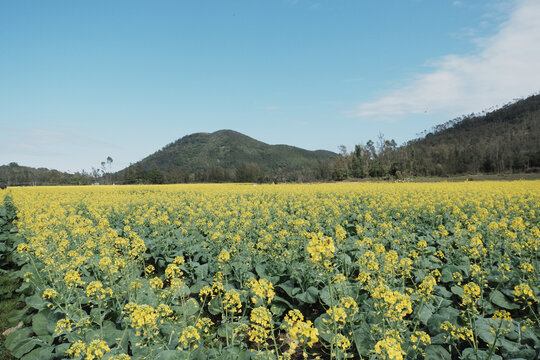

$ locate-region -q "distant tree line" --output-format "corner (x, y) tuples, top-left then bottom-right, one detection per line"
(117, 161), (328, 184)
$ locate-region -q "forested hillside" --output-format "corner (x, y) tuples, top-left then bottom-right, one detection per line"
(329, 94), (540, 180)
(404, 93), (540, 175)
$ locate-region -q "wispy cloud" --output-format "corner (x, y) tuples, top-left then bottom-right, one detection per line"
(351, 0), (540, 121)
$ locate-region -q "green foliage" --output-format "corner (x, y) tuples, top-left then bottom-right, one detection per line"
(0, 196), (21, 360)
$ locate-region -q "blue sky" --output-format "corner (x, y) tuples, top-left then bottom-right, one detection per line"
(1, 0), (539, 173)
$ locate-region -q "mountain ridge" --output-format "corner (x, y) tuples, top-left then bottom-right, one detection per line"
(119, 129), (336, 183)
(2, 93), (539, 185)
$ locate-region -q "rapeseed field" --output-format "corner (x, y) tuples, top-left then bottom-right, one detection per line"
(2, 182), (538, 359)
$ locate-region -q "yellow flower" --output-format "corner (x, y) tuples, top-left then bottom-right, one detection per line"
(410, 331), (431, 349)
(42, 288), (58, 300)
(335, 333), (351, 351)
(66, 340), (86, 357)
(326, 306), (347, 324)
(223, 289), (242, 314)
(165, 263), (183, 279)
(249, 306), (272, 344)
(371, 283), (412, 321)
(123, 303), (161, 337)
(195, 317), (214, 334)
(178, 326), (200, 349)
(86, 281), (113, 301)
(374, 336), (404, 360)
(492, 310), (512, 321)
(520, 262), (534, 273)
(306, 232), (335, 264)
(218, 249), (231, 263)
(282, 309), (319, 350)
(54, 318), (73, 335)
(247, 277), (275, 305)
(417, 275), (437, 300)
(513, 283), (537, 304)
(85, 339), (110, 360)
(462, 282), (481, 309)
(109, 355), (131, 360)
(64, 270), (84, 288)
(149, 276), (163, 290)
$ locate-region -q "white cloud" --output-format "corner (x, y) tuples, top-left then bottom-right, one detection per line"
(352, 0), (540, 121)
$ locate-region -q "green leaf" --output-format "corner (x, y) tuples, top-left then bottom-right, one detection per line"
(174, 283), (190, 298)
(270, 303), (286, 317)
(450, 285), (463, 297)
(427, 307), (460, 334)
(16, 281), (32, 295)
(424, 345), (451, 360)
(461, 348), (502, 360)
(295, 286), (318, 304)
(25, 293), (45, 310)
(313, 314), (332, 343)
(319, 286), (333, 306)
(430, 334), (447, 345)
(504, 347), (536, 360)
(418, 303), (434, 326)
(189, 281), (209, 294)
(475, 317), (499, 344)
(4, 328), (33, 351)
(277, 280), (300, 298)
(208, 298), (222, 316)
(31, 310), (50, 337)
(255, 264), (266, 277)
(195, 263), (209, 280)
(441, 265), (459, 283)
(53, 343), (70, 357)
(155, 350), (187, 360)
(20, 346), (54, 360)
(217, 322), (243, 338)
(353, 326), (373, 356)
(499, 338), (520, 355)
(102, 321), (124, 344)
(272, 295), (293, 309)
(11, 339), (43, 358)
(179, 298), (200, 316)
(7, 308), (28, 326)
(434, 286), (453, 299)
(490, 290), (520, 310)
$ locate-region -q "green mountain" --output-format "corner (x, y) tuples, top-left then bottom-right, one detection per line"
(119, 130), (337, 183)
(402, 93), (540, 175)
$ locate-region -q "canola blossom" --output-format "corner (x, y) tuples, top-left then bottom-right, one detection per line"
(1, 181), (539, 359)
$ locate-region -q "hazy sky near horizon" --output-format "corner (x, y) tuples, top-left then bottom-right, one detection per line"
(1, 0), (540, 173)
